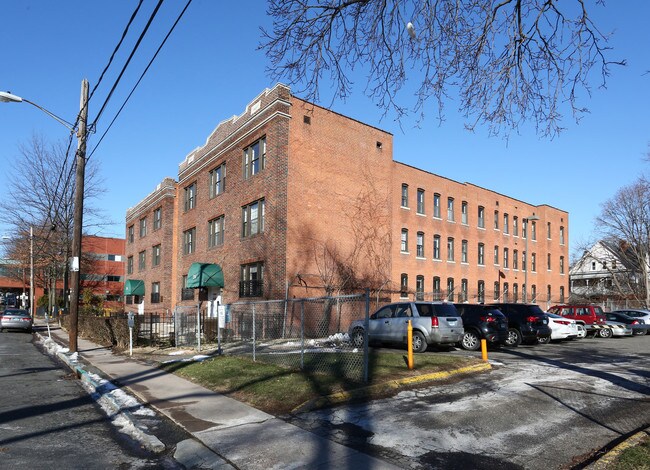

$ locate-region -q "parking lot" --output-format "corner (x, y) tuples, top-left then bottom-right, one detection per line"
(288, 335), (650, 469)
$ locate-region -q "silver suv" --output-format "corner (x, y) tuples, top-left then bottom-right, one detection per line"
(348, 302), (464, 353)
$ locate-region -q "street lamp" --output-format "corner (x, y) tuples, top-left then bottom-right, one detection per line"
(524, 214), (540, 303)
(1, 81), (88, 353)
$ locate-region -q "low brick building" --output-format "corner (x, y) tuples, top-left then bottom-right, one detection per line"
(125, 84), (569, 313)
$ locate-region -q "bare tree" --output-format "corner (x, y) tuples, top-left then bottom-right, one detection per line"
(261, 0), (624, 137)
(595, 177), (650, 307)
(0, 134), (108, 310)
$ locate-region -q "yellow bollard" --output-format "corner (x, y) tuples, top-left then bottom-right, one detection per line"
(407, 320), (414, 369)
(481, 339), (488, 362)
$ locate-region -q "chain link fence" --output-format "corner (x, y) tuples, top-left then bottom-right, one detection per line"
(171, 293), (370, 381)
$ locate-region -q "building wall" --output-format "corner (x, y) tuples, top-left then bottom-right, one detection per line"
(125, 178), (176, 312)
(123, 84), (570, 311)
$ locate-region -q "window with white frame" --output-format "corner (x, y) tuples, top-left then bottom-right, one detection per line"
(242, 199), (265, 237)
(478, 206), (485, 228)
(401, 229), (408, 252)
(433, 235), (441, 260)
(461, 201), (468, 224)
(139, 217), (147, 237)
(478, 243), (485, 265)
(401, 184), (409, 207)
(184, 182), (197, 211)
(243, 137), (266, 179)
(461, 239), (468, 263)
(417, 189), (425, 214)
(209, 163), (226, 198)
(153, 207), (162, 231)
(503, 213), (509, 234)
(152, 244), (161, 267)
(183, 227), (196, 255)
(447, 197), (454, 221)
(433, 193), (441, 218)
(416, 232), (425, 257)
(209, 215), (225, 247)
(503, 248), (509, 268)
(447, 237), (454, 261)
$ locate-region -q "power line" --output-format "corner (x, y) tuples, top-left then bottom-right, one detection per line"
(88, 0), (145, 105)
(88, 0), (194, 160)
(90, 0), (165, 130)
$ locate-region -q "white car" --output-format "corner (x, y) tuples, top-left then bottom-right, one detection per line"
(613, 309), (650, 324)
(544, 313), (580, 341)
(604, 321), (633, 337)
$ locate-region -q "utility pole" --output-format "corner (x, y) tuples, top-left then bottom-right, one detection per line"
(69, 79), (89, 353)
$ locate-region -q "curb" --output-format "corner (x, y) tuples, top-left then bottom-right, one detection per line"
(586, 427), (650, 469)
(36, 331), (166, 453)
(292, 361), (492, 414)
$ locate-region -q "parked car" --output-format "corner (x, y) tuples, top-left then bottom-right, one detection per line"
(546, 305), (610, 337)
(545, 313), (581, 342)
(605, 312), (648, 336)
(454, 303), (509, 350)
(604, 319), (633, 337)
(612, 309), (650, 325)
(348, 302), (464, 353)
(0, 308), (33, 333)
(489, 303), (552, 346)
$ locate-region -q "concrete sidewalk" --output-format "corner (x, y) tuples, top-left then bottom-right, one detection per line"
(36, 321), (400, 470)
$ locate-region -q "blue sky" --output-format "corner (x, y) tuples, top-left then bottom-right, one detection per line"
(1, 1), (648, 261)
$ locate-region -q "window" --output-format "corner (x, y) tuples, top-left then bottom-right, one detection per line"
(494, 210), (499, 230)
(461, 240), (468, 263)
(447, 198), (454, 221)
(401, 229), (409, 253)
(547, 285), (552, 302)
(400, 273), (408, 298)
(531, 252), (537, 272)
(433, 235), (441, 260)
(513, 216), (519, 236)
(560, 226), (565, 245)
(209, 163), (226, 198)
(547, 222), (551, 239)
(417, 189), (425, 214)
(547, 253), (551, 271)
(151, 282), (161, 303)
(513, 283), (519, 302)
(513, 250), (519, 270)
(494, 281), (500, 301)
(522, 251), (527, 272)
(447, 237), (455, 261)
(447, 278), (454, 301)
(401, 184), (409, 207)
(461, 201), (468, 225)
(243, 136), (266, 179)
(184, 182), (197, 211)
(183, 227), (196, 255)
(503, 248), (509, 268)
(416, 232), (425, 257)
(522, 220), (528, 239)
(531, 221), (537, 241)
(138, 250), (146, 270)
(503, 282), (509, 301)
(153, 207), (162, 231)
(560, 256), (565, 274)
(242, 199), (265, 237)
(240, 262), (264, 297)
(503, 213), (509, 234)
(478, 243), (485, 265)
(560, 286), (565, 303)
(478, 206), (485, 228)
(128, 225), (134, 243)
(139, 217), (147, 237)
(531, 284), (537, 302)
(416, 275), (425, 300)
(433, 277), (441, 299)
(477, 281), (485, 303)
(209, 215), (225, 247)
(461, 279), (468, 302)
(433, 194), (441, 218)
(152, 244), (161, 267)
(127, 256), (133, 274)
(181, 275), (194, 300)
(494, 245), (499, 265)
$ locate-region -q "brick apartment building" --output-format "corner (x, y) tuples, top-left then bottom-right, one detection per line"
(124, 84), (569, 313)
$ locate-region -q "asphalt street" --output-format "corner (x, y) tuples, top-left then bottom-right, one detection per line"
(286, 335), (650, 469)
(0, 329), (184, 469)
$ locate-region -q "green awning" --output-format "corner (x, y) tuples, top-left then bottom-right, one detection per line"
(186, 263), (224, 288)
(124, 279), (145, 296)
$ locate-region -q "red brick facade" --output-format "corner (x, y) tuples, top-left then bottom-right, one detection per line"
(124, 84), (569, 313)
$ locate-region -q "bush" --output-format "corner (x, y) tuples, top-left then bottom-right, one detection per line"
(60, 314), (139, 350)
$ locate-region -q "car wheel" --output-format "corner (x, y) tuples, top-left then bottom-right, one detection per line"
(350, 328), (365, 348)
(412, 331), (428, 353)
(504, 328), (522, 347)
(633, 329), (646, 336)
(460, 331), (481, 351)
(537, 335), (551, 345)
(598, 327), (613, 338)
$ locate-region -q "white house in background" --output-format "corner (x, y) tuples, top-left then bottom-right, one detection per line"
(570, 240), (642, 303)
